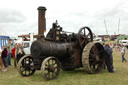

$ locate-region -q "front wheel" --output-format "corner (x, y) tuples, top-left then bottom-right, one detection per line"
(41, 57), (61, 80)
(17, 55), (36, 76)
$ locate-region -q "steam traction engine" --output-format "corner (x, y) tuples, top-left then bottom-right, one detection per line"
(17, 6), (106, 80)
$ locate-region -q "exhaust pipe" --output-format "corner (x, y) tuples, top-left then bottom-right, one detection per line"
(37, 6), (47, 36)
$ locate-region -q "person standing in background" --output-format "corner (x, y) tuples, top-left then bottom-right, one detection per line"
(126, 45), (128, 52)
(0, 49), (4, 71)
(118, 44), (121, 51)
(1, 46), (8, 72)
(7, 39), (13, 65)
(121, 45), (127, 62)
(110, 43), (113, 49)
(16, 43), (25, 63)
(104, 44), (114, 73)
(12, 44), (17, 68)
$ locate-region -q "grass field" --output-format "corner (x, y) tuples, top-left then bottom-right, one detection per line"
(0, 47), (128, 85)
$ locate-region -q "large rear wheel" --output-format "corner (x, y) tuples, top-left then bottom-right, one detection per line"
(82, 42), (105, 73)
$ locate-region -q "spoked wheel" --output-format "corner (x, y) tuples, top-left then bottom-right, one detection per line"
(17, 55), (36, 76)
(78, 26), (93, 49)
(82, 42), (105, 74)
(41, 57), (61, 80)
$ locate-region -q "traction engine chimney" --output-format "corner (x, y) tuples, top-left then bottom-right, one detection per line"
(37, 6), (47, 36)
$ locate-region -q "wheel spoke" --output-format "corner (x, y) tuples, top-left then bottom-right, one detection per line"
(86, 33), (90, 38)
(48, 59), (50, 65)
(81, 39), (86, 46)
(93, 65), (95, 70)
(84, 28), (85, 36)
(47, 71), (50, 79)
(21, 67), (25, 72)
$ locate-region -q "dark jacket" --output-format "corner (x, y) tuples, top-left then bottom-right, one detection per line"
(1, 48), (7, 58)
(104, 46), (112, 57)
(106, 48), (112, 56)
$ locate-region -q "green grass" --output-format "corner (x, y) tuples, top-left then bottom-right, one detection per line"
(0, 48), (128, 85)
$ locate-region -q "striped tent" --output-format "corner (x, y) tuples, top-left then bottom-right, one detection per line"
(0, 36), (10, 50)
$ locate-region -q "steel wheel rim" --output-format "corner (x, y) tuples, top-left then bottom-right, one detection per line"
(41, 57), (60, 80)
(17, 55), (35, 76)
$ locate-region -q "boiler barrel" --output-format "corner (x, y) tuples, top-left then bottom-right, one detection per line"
(30, 40), (74, 58)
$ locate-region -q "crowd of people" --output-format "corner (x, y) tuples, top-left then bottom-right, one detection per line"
(0, 40), (25, 72)
(112, 43), (127, 63)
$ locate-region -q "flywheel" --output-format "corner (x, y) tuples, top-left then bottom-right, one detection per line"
(82, 42), (106, 74)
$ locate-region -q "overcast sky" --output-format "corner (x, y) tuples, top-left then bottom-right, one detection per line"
(0, 0), (128, 37)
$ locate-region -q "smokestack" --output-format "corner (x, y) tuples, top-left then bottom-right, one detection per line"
(37, 6), (47, 36)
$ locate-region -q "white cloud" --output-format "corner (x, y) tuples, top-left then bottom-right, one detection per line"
(0, 9), (25, 23)
(0, 0), (128, 37)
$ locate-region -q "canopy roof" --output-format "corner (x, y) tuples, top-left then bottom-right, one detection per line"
(0, 35), (9, 39)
